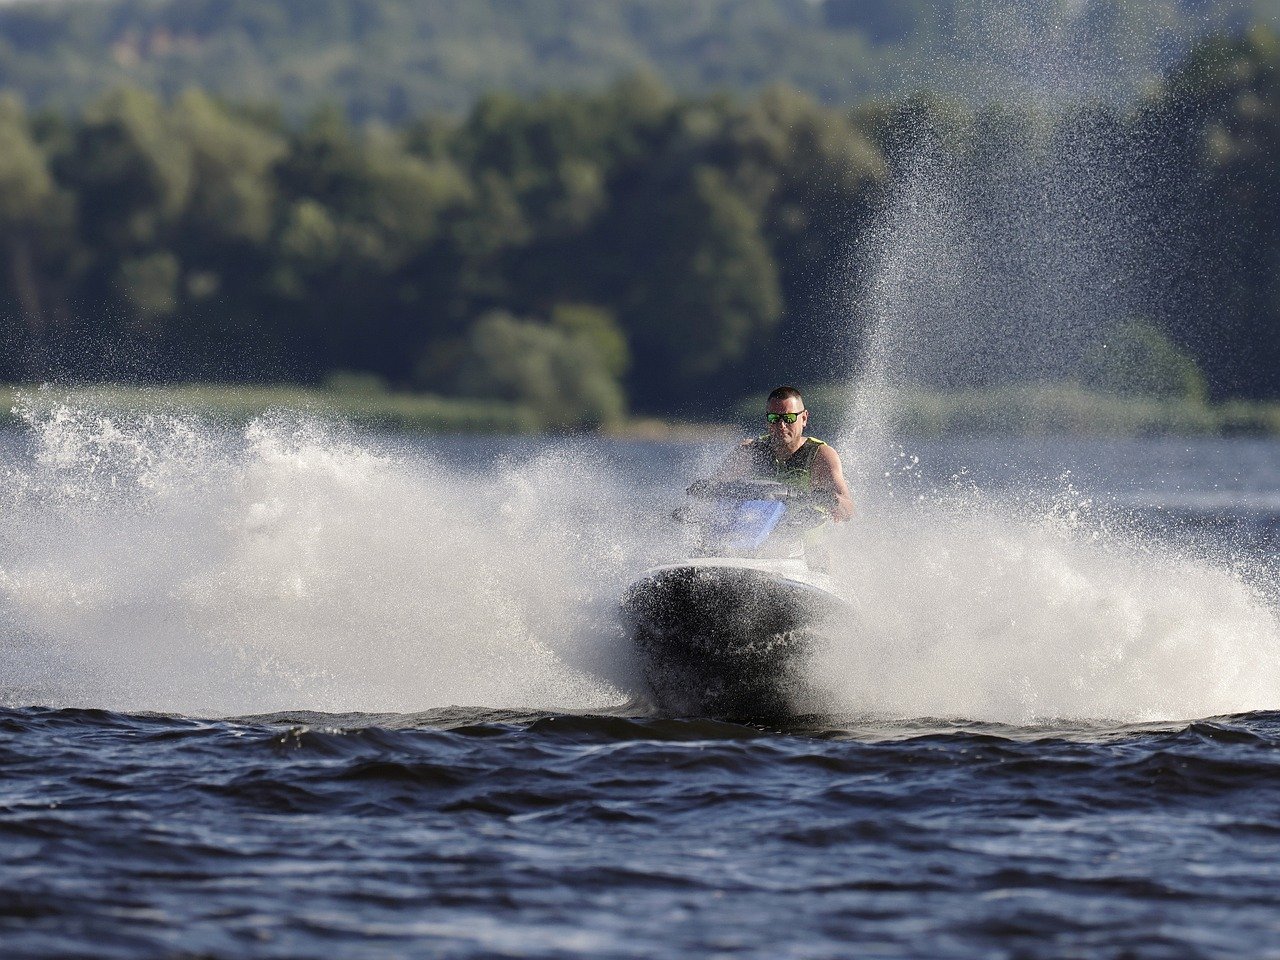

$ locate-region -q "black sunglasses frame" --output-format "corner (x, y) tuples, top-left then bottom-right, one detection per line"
(766, 411), (806, 424)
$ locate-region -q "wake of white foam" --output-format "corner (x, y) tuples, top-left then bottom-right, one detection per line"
(813, 483), (1280, 724)
(822, 3), (1280, 722)
(0, 403), (667, 716)
(3, 401), (1278, 724)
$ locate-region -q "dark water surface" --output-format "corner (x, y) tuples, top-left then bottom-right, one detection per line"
(5, 706), (1280, 959)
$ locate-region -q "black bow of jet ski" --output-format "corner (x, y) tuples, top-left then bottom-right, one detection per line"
(622, 479), (853, 720)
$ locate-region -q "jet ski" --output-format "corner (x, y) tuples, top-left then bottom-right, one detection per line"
(621, 479), (853, 720)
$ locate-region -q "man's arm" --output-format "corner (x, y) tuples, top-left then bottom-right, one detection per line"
(811, 445), (854, 522)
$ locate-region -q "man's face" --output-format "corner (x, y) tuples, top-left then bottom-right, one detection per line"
(766, 395), (807, 446)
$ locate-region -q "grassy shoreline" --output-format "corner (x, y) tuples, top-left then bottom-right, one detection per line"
(3, 383), (543, 434)
(6, 383), (1280, 439)
(861, 385), (1280, 437)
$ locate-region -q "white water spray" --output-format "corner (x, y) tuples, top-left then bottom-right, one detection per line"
(811, 482), (1280, 724)
(824, 1), (1280, 722)
(0, 402), (669, 715)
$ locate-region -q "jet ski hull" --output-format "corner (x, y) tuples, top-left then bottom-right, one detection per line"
(622, 562), (848, 720)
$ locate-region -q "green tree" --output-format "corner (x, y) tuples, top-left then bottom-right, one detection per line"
(1080, 319), (1208, 402)
(46, 87), (192, 344)
(0, 95), (54, 372)
(720, 85), (886, 385)
(1143, 25), (1280, 398)
(63, 87), (192, 250)
(551, 303), (629, 379)
(618, 163), (782, 410)
(117, 250), (180, 328)
(271, 106), (471, 377)
(173, 89), (285, 247)
(453, 310), (625, 428)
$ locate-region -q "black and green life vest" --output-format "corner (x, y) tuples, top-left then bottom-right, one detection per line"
(746, 435), (828, 493)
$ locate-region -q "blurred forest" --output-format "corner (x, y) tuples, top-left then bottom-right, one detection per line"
(0, 3), (1276, 427)
(2, 0), (1268, 121)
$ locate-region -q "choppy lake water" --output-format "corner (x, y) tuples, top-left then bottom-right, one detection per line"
(4, 417), (1280, 958)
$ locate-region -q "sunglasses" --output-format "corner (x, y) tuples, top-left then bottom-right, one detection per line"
(766, 411), (805, 424)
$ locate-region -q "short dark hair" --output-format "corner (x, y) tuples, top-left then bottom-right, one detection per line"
(767, 385), (803, 405)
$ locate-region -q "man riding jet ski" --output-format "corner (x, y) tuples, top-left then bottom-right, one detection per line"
(730, 385), (855, 524)
(623, 386), (855, 719)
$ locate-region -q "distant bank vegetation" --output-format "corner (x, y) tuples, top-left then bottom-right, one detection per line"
(0, 20), (1277, 432)
(11, 379), (1280, 438)
(0, 0), (1251, 121)
(0, 73), (888, 427)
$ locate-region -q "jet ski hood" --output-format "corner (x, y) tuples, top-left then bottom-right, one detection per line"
(622, 479), (854, 719)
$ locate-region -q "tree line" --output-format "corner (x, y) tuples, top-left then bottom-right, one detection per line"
(0, 0), (1254, 122)
(0, 25), (1277, 426)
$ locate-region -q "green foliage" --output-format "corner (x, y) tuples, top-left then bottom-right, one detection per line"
(0, 96), (51, 225)
(454, 311), (626, 429)
(68, 87), (192, 246)
(173, 89), (284, 245)
(275, 109), (468, 270)
(0, 0), (1261, 126)
(276, 199), (339, 271)
(550, 304), (629, 379)
(0, 0), (889, 120)
(323, 370), (390, 395)
(118, 251), (180, 324)
(1143, 24), (1280, 398)
(872, 384), (1222, 437)
(4, 382), (542, 433)
(0, 22), (1276, 426)
(1080, 320), (1209, 402)
(624, 164), (782, 399)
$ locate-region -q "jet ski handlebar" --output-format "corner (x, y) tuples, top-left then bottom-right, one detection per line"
(685, 478), (832, 509)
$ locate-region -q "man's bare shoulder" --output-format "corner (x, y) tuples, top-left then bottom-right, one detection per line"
(811, 441), (846, 477)
(814, 441), (843, 464)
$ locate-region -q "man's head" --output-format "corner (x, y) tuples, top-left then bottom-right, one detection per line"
(765, 385), (807, 449)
